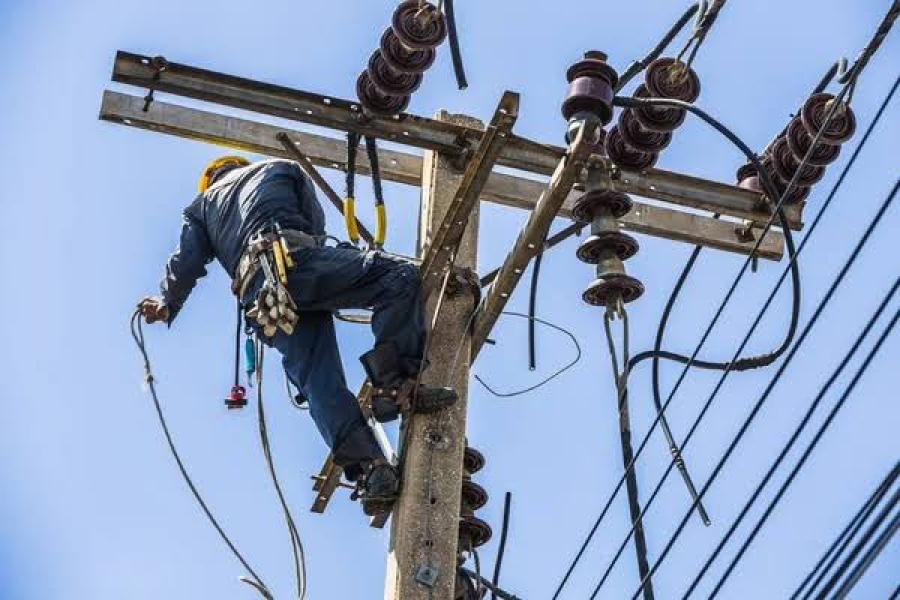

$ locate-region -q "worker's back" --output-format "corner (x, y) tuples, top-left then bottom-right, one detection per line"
(189, 158), (325, 277)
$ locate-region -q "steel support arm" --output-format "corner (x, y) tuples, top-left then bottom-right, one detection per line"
(109, 51), (801, 228)
(470, 125), (595, 358)
(99, 91), (783, 260)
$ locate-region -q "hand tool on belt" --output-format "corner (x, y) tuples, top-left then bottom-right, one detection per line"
(234, 226), (319, 338)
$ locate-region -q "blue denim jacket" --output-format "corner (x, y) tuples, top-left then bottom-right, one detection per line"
(160, 159), (325, 322)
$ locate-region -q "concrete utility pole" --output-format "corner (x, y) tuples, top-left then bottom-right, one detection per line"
(384, 111), (482, 599)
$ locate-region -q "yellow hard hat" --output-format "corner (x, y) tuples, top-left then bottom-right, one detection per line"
(198, 155), (250, 192)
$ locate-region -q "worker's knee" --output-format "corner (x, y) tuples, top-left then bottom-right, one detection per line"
(384, 260), (420, 296)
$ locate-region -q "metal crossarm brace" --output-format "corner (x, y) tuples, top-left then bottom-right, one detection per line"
(98, 91), (784, 260)
(471, 123), (597, 358)
(419, 91), (519, 295)
(109, 51), (802, 229)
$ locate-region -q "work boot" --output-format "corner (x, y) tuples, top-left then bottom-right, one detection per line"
(354, 458), (400, 516)
(361, 343), (458, 423)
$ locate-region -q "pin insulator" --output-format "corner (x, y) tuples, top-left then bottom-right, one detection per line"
(460, 478), (489, 512)
(463, 446), (485, 475)
(458, 512), (493, 548)
(582, 273), (645, 307)
(562, 51), (618, 124)
(571, 189), (634, 222)
(576, 232), (640, 263)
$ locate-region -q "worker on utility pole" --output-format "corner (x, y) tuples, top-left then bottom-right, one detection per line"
(138, 156), (458, 515)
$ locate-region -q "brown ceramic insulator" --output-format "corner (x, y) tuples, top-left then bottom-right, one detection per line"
(571, 189), (634, 222)
(460, 479), (488, 512)
(633, 84), (686, 133)
(736, 162), (757, 183)
(380, 28), (436, 74)
(786, 118), (842, 167)
(645, 57), (701, 103)
(392, 0), (448, 50)
(463, 446), (485, 475)
(771, 136), (826, 187)
(605, 126), (658, 170)
(458, 513), (493, 549)
(758, 155), (811, 204)
(357, 71), (410, 116)
(576, 232), (640, 263)
(367, 51), (424, 96)
(582, 273), (645, 306)
(800, 93), (857, 146)
(562, 51), (618, 124)
(619, 109), (673, 153)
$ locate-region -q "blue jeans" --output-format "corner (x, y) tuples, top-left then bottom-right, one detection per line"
(243, 246), (426, 466)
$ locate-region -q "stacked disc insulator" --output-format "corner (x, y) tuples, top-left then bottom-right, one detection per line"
(606, 57), (701, 170)
(574, 188), (645, 307)
(357, 0), (447, 116)
(736, 92), (856, 204)
(457, 446), (491, 552)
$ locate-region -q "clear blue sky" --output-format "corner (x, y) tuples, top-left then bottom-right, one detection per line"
(1, 1), (897, 598)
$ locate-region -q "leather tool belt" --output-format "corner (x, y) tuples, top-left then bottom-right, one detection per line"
(232, 228), (319, 297)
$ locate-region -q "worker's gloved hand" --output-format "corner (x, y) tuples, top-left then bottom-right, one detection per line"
(138, 296), (170, 324)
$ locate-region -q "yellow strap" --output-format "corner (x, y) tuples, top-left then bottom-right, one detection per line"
(375, 202), (387, 248)
(279, 235), (295, 269)
(272, 240), (288, 286)
(343, 197), (360, 244)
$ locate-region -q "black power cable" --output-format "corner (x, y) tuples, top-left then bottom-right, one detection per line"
(682, 73), (900, 596)
(630, 178), (899, 599)
(818, 487), (900, 598)
(129, 311), (273, 600)
(444, 0), (468, 90)
(552, 92), (801, 598)
(696, 279), (899, 597)
(792, 464), (900, 599)
(830, 507), (900, 599)
(491, 492), (513, 600)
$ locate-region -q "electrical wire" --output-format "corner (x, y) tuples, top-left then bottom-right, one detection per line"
(552, 90), (800, 598)
(444, 0), (468, 90)
(693, 278), (900, 597)
(818, 488), (900, 599)
(830, 510), (900, 599)
(527, 253), (542, 371)
(473, 311), (581, 398)
(681, 72), (900, 595)
(791, 464), (900, 599)
(559, 70), (865, 597)
(491, 492), (512, 600)
(255, 340), (309, 599)
(629, 178), (899, 599)
(129, 310), (273, 600)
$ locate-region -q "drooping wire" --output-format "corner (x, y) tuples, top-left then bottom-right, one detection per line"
(791, 464), (900, 599)
(629, 178), (900, 599)
(698, 282), (900, 598)
(129, 310), (273, 600)
(552, 93), (798, 598)
(527, 253), (542, 371)
(444, 0), (468, 89)
(557, 78), (851, 598)
(603, 308), (656, 600)
(681, 72), (900, 596)
(473, 311), (581, 398)
(254, 339), (309, 600)
(491, 492), (512, 600)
